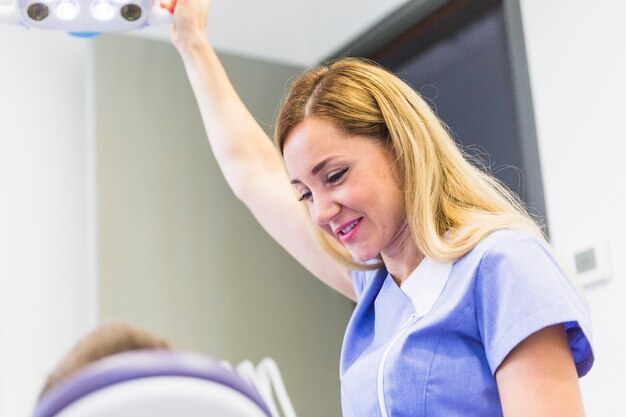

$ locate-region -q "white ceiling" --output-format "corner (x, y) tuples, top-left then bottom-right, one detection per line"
(134, 0), (412, 67)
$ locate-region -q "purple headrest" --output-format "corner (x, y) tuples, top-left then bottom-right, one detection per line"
(33, 350), (272, 417)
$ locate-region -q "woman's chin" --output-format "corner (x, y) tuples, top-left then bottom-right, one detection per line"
(349, 249), (379, 264)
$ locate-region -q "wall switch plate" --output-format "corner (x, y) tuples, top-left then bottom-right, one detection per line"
(571, 238), (612, 288)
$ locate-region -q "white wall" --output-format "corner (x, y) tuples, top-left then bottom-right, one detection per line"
(0, 27), (94, 417)
(520, 1), (626, 415)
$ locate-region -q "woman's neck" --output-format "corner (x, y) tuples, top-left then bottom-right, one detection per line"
(380, 222), (424, 286)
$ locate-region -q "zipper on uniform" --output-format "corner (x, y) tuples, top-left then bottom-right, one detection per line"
(377, 313), (420, 417)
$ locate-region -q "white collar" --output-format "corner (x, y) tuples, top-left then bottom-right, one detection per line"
(399, 257), (452, 318)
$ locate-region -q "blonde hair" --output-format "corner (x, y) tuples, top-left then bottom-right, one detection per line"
(39, 322), (171, 398)
(275, 58), (545, 270)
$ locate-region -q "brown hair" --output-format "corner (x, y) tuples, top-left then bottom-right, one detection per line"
(39, 321), (171, 398)
(275, 58), (545, 270)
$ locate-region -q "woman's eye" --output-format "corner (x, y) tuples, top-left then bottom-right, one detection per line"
(298, 191), (312, 202)
(327, 167), (348, 184)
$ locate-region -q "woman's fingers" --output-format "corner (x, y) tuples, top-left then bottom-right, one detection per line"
(159, 0), (177, 14)
(170, 0), (212, 50)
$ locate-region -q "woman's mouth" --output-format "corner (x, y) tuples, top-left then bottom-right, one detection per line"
(337, 218), (363, 243)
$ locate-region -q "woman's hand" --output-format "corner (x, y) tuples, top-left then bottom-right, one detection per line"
(167, 0), (212, 53)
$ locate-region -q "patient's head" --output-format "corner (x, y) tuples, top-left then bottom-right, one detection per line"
(39, 321), (171, 398)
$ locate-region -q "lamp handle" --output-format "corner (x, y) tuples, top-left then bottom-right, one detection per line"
(0, 3), (20, 26)
(148, 2), (174, 26)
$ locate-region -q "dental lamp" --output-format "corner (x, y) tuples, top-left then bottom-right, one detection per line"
(0, 0), (172, 37)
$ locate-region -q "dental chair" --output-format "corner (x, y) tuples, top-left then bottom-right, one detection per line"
(33, 350), (296, 417)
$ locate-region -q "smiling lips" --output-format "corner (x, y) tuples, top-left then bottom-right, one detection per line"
(336, 218), (363, 243)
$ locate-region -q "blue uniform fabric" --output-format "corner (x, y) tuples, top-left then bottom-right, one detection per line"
(340, 229), (594, 417)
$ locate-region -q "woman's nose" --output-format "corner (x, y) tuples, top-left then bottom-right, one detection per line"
(312, 193), (340, 226)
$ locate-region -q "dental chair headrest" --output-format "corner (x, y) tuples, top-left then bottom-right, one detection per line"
(33, 350), (272, 417)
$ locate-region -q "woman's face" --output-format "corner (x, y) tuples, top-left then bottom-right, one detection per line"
(283, 117), (408, 262)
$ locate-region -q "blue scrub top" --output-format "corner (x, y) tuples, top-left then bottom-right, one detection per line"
(340, 229), (593, 417)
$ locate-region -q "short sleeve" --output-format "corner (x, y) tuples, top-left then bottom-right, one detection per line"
(475, 232), (594, 377)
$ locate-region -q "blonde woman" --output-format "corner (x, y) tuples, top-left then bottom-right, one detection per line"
(170, 0), (593, 415)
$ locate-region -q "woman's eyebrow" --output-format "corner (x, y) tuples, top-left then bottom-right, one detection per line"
(311, 157), (335, 175)
(290, 156), (344, 185)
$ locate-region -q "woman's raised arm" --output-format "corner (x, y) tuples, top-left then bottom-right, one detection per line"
(169, 0), (354, 300)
